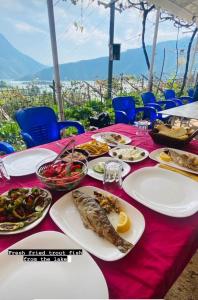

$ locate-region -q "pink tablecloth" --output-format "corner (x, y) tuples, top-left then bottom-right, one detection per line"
(0, 124), (198, 299)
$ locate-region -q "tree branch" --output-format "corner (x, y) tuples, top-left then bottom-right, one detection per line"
(142, 9), (150, 69)
(171, 27), (179, 88)
(179, 27), (198, 95)
(127, 1), (155, 70)
(148, 4), (155, 13)
(156, 48), (166, 94)
(160, 13), (195, 28)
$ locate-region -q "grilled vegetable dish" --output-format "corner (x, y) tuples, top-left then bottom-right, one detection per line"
(0, 187), (51, 232)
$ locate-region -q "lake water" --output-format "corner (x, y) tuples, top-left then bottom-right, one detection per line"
(0, 79), (141, 96)
(1, 80), (80, 92)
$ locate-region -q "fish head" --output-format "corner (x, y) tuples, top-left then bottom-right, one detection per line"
(72, 190), (84, 204)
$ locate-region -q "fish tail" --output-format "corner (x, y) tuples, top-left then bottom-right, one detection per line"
(117, 238), (133, 253)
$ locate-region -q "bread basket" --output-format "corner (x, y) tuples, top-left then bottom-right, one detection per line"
(149, 125), (198, 148)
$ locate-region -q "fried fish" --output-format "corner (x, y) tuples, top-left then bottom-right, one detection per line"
(167, 149), (198, 172)
(72, 190), (133, 253)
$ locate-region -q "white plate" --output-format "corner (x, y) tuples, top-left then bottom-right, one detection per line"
(123, 167), (198, 217)
(50, 186), (145, 261)
(0, 188), (52, 235)
(87, 156), (131, 181)
(0, 231), (108, 300)
(2, 148), (56, 176)
(91, 132), (131, 147)
(149, 147), (198, 175)
(109, 145), (149, 163)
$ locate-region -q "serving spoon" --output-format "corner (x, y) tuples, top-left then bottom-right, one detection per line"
(50, 138), (76, 165)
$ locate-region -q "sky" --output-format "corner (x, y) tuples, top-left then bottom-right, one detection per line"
(0, 0), (193, 66)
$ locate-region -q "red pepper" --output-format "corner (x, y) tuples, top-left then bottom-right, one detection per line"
(43, 167), (55, 177)
(53, 164), (64, 174)
(58, 170), (67, 178)
(70, 164), (82, 172)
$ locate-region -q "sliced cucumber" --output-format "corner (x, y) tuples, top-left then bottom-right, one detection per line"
(93, 162), (105, 173)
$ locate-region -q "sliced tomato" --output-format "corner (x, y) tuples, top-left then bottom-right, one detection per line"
(70, 164), (82, 171)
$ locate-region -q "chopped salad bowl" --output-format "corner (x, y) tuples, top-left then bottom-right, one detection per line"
(36, 159), (88, 191)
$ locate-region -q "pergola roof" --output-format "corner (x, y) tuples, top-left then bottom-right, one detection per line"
(150, 0), (198, 25)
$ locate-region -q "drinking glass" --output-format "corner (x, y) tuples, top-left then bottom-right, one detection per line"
(134, 120), (150, 136)
(103, 160), (122, 193)
(0, 159), (10, 187)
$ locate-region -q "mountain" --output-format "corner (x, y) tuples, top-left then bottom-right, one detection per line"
(0, 33), (46, 80)
(22, 37), (194, 81)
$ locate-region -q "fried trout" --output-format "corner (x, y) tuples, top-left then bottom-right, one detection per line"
(167, 149), (198, 172)
(72, 190), (133, 253)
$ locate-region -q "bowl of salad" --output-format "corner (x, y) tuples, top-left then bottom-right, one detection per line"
(36, 159), (88, 191)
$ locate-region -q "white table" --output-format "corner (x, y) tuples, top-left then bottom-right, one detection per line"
(159, 101), (198, 120)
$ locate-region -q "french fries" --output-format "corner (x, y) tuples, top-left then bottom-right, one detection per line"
(76, 140), (109, 156)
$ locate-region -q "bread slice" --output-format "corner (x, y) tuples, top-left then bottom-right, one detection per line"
(158, 127), (187, 139)
(171, 127), (187, 137)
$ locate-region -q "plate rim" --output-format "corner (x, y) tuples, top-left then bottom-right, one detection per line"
(149, 147), (198, 175)
(123, 166), (198, 217)
(50, 185), (145, 261)
(109, 145), (149, 163)
(0, 187), (52, 235)
(2, 148), (56, 176)
(0, 230), (109, 299)
(87, 156), (131, 181)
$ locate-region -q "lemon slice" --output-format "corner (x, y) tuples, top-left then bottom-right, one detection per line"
(116, 211), (131, 233)
(159, 152), (172, 162)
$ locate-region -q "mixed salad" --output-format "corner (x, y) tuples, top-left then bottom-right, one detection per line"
(37, 160), (87, 191)
(41, 161), (84, 183)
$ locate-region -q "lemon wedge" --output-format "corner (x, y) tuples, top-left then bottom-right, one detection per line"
(116, 211), (131, 233)
(159, 152), (172, 162)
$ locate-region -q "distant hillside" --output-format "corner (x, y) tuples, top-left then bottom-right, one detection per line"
(0, 33), (46, 80)
(23, 37), (194, 81)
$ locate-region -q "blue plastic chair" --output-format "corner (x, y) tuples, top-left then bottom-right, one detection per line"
(163, 90), (183, 106)
(141, 92), (180, 122)
(112, 96), (157, 124)
(188, 88), (194, 98)
(163, 89), (193, 104)
(163, 89), (176, 100)
(15, 107), (85, 148)
(0, 141), (15, 154)
(141, 92), (178, 111)
(193, 84), (198, 102)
